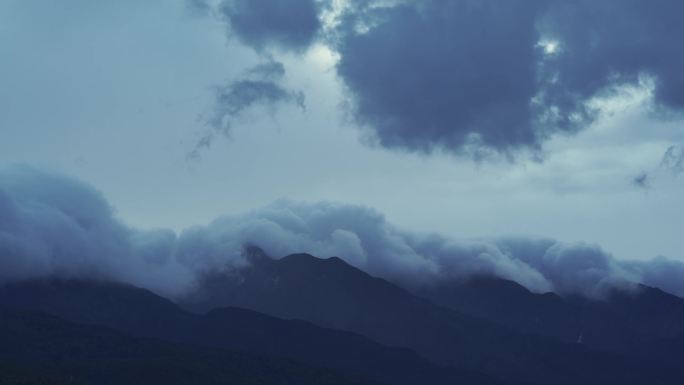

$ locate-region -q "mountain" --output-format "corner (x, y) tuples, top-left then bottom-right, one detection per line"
(0, 361), (85, 385)
(0, 306), (376, 385)
(414, 275), (684, 353)
(0, 279), (506, 385)
(3, 252), (683, 385)
(179, 252), (682, 385)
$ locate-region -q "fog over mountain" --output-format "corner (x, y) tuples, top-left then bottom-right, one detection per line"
(1, 165), (681, 299)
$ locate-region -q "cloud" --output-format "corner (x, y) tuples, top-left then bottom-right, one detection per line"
(0, 166), (193, 297)
(189, 59), (305, 159)
(186, 0), (212, 14)
(187, 1), (684, 158)
(540, 0), (684, 115)
(208, 0), (683, 158)
(330, 0), (684, 157)
(496, 239), (638, 298)
(334, 0), (546, 157)
(632, 172), (651, 190)
(661, 145), (684, 176)
(246, 59), (287, 80)
(624, 256), (684, 298)
(625, 144), (683, 191)
(2, 166), (683, 300)
(220, 0), (322, 52)
(208, 80), (303, 128)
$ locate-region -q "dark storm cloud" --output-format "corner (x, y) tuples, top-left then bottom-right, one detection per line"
(335, 0), (545, 156)
(538, 0), (684, 128)
(189, 59), (304, 159)
(220, 0), (322, 52)
(2, 166), (683, 300)
(192, 1), (684, 157)
(330, 0), (684, 156)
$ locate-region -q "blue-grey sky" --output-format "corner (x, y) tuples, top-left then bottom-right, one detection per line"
(1, 0), (683, 268)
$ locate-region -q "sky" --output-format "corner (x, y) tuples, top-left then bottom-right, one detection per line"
(1, 0), (683, 268)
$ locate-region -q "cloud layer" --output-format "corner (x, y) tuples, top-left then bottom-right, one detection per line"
(1, 166), (683, 299)
(0, 166), (193, 297)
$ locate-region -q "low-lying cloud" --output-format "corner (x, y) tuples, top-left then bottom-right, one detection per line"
(0, 166), (194, 297)
(1, 166), (683, 300)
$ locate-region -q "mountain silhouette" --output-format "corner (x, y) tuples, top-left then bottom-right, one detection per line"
(0, 306), (377, 385)
(415, 275), (684, 354)
(179, 251), (682, 385)
(0, 279), (506, 385)
(2, 251), (683, 385)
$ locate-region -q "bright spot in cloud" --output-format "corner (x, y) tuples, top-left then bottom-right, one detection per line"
(538, 39), (561, 56)
(307, 44), (340, 68)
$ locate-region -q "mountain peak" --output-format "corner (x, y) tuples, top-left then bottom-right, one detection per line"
(243, 244), (273, 265)
(280, 253), (351, 267)
(280, 252), (318, 262)
(326, 256), (349, 265)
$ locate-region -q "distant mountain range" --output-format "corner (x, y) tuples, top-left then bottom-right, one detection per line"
(415, 275), (684, 358)
(0, 279), (507, 385)
(1, 249), (683, 385)
(0, 306), (376, 385)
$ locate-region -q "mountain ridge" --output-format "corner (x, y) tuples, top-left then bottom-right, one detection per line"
(0, 277), (508, 385)
(179, 251), (683, 385)
(414, 274), (684, 354)
(0, 305), (378, 385)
